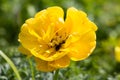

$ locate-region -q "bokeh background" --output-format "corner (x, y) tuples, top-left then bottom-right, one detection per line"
(0, 0), (120, 80)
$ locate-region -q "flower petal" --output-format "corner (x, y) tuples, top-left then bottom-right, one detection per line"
(35, 6), (64, 22)
(66, 7), (97, 34)
(35, 58), (56, 72)
(67, 31), (96, 61)
(19, 23), (42, 50)
(25, 18), (45, 38)
(48, 55), (70, 68)
(35, 6), (64, 33)
(31, 48), (68, 61)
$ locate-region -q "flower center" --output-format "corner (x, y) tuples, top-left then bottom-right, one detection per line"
(49, 32), (67, 51)
(55, 40), (65, 51)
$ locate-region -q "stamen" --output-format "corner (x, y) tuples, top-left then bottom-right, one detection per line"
(55, 40), (65, 51)
(48, 31), (68, 51)
(55, 44), (61, 51)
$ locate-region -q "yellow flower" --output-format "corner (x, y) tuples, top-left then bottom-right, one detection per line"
(18, 6), (97, 72)
(115, 46), (120, 62)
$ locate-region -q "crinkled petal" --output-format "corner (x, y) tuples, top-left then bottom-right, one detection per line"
(42, 6), (64, 41)
(66, 7), (97, 35)
(19, 23), (41, 50)
(48, 55), (70, 68)
(35, 58), (56, 72)
(25, 18), (45, 38)
(34, 6), (64, 41)
(35, 6), (64, 22)
(67, 31), (96, 61)
(31, 48), (68, 61)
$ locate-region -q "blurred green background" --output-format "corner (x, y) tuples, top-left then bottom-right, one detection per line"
(0, 0), (120, 80)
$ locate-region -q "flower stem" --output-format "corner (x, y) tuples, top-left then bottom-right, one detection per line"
(53, 69), (59, 80)
(0, 50), (21, 80)
(29, 59), (35, 80)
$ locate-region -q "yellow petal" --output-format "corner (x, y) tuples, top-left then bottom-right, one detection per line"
(35, 6), (64, 32)
(35, 58), (56, 72)
(42, 6), (64, 41)
(31, 48), (68, 61)
(44, 6), (64, 22)
(67, 31), (96, 61)
(115, 46), (120, 62)
(48, 55), (70, 68)
(64, 13), (73, 35)
(35, 6), (64, 20)
(35, 6), (64, 42)
(18, 45), (32, 57)
(25, 18), (45, 38)
(66, 7), (97, 34)
(19, 23), (41, 50)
